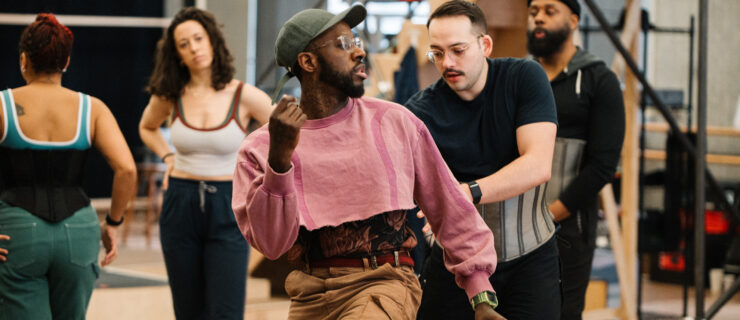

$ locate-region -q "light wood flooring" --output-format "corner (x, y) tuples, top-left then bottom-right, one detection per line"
(87, 219), (739, 319)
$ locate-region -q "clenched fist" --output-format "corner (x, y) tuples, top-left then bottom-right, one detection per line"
(268, 95), (307, 173)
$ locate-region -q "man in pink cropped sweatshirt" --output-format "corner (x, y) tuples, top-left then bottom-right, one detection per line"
(232, 4), (503, 319)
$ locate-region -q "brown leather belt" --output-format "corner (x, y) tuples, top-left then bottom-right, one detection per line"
(309, 251), (414, 269)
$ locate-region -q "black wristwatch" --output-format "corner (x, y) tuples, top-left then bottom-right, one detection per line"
(105, 214), (124, 226)
(471, 290), (498, 310)
(466, 181), (482, 204)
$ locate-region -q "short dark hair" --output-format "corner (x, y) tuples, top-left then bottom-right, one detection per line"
(18, 13), (74, 74)
(147, 7), (234, 102)
(290, 60), (304, 81)
(427, 0), (488, 35)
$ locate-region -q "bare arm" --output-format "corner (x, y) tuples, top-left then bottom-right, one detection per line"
(420, 121), (557, 234)
(240, 84), (275, 126)
(91, 97), (137, 266)
(473, 122), (557, 204)
(138, 95), (176, 188)
(139, 95), (174, 159)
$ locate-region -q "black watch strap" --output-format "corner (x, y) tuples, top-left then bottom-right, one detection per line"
(466, 181), (482, 204)
(105, 214), (124, 226)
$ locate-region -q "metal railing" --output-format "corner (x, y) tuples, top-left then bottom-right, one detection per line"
(582, 0), (736, 319)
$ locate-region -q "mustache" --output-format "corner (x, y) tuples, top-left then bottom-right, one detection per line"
(529, 27), (548, 36)
(443, 69), (465, 77)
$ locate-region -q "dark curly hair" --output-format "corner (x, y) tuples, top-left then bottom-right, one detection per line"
(18, 13), (74, 74)
(147, 7), (234, 102)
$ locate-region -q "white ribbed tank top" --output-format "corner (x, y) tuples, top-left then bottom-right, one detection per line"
(170, 82), (247, 177)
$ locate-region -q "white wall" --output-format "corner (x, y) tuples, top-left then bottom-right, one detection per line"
(645, 0), (740, 182)
(208, 0), (250, 83)
(649, 0), (740, 128)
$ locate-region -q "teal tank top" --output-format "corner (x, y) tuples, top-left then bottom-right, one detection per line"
(0, 88), (93, 222)
(0, 89), (91, 150)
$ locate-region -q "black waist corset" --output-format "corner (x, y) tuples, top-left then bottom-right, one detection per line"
(0, 147), (91, 222)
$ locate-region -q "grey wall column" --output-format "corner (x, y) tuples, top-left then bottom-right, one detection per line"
(162, 0), (252, 84)
(164, 0), (184, 18)
(255, 0), (323, 92)
(209, 0), (250, 83)
(246, 0), (258, 85)
(162, 0), (319, 88)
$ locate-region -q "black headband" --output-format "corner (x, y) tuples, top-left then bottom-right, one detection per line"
(528, 0), (581, 17)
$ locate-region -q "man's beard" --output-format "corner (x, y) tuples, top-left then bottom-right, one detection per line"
(318, 55), (364, 98)
(527, 24), (570, 58)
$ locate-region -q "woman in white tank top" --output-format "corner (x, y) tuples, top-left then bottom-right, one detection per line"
(138, 7), (273, 319)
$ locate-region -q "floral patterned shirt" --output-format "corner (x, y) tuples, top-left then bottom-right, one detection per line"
(293, 210), (418, 261)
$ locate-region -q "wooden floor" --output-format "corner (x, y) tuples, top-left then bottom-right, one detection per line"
(87, 221), (290, 320)
(87, 220), (740, 320)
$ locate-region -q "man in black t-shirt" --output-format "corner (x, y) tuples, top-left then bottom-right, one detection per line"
(527, 1), (625, 319)
(405, 1), (560, 319)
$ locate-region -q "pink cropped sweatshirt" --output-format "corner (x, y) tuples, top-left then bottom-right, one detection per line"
(232, 96), (497, 299)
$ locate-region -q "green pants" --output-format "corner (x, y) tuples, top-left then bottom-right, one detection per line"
(0, 201), (100, 320)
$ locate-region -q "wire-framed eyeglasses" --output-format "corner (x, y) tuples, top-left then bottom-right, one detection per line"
(426, 34), (485, 64)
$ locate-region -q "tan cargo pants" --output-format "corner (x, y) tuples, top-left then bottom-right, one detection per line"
(285, 263), (422, 319)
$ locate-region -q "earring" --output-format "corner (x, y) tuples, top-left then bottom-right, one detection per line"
(21, 67), (26, 73)
(62, 68), (67, 73)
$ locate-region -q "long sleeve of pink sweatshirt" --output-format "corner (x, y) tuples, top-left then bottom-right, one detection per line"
(232, 97), (496, 299)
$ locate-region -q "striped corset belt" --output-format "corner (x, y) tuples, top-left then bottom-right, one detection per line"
(477, 184), (554, 262)
(479, 137), (586, 262)
(545, 137), (587, 205)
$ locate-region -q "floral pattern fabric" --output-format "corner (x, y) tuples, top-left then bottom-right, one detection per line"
(296, 210), (418, 261)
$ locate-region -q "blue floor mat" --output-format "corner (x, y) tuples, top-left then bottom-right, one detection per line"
(591, 248), (620, 308)
(95, 268), (168, 288)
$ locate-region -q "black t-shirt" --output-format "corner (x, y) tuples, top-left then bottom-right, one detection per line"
(404, 58), (557, 182)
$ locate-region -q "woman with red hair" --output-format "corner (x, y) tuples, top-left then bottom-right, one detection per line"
(0, 13), (137, 319)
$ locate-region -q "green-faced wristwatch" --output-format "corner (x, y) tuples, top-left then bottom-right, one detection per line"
(471, 290), (498, 310)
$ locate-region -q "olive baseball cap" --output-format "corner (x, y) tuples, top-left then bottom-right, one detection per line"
(271, 4), (367, 102)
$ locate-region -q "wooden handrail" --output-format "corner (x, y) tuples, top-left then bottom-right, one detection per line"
(643, 149), (740, 166)
(643, 122), (740, 137)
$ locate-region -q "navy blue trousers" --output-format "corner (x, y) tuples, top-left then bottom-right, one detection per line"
(160, 177), (250, 320)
